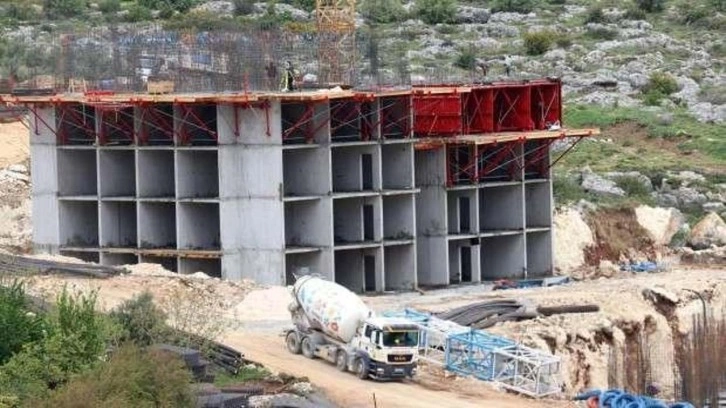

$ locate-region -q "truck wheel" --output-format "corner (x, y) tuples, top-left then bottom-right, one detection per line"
(335, 351), (348, 372)
(353, 358), (368, 380)
(301, 337), (315, 359)
(286, 332), (301, 355)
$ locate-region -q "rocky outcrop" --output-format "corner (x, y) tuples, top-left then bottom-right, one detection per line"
(581, 168), (625, 196)
(688, 212), (726, 249)
(553, 208), (595, 273)
(634, 206), (684, 246)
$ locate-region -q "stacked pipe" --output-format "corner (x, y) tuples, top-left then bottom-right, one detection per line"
(436, 299), (600, 329)
(0, 253), (127, 278)
(575, 389), (694, 408)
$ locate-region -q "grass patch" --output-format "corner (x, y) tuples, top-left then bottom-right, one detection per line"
(214, 365), (271, 387)
(564, 105), (726, 166)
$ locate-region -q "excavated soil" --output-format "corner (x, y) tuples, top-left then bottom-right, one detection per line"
(584, 207), (657, 265)
(0, 121), (29, 169)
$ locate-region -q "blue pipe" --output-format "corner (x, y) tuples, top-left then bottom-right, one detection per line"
(574, 389), (694, 408)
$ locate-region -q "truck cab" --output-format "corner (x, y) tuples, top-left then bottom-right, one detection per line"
(350, 317), (420, 379)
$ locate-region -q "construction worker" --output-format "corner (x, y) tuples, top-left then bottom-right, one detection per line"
(504, 55), (512, 77)
(265, 60), (277, 90)
(477, 60), (489, 80)
(281, 61), (295, 92)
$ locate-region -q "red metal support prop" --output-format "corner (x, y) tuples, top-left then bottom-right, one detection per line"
(175, 103), (218, 145)
(23, 103), (56, 137)
(282, 101), (328, 144)
(547, 134), (589, 171)
(135, 101), (174, 145)
(479, 138), (526, 179)
(55, 102), (96, 144)
(381, 96), (411, 139)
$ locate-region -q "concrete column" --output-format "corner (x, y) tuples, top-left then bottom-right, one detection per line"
(218, 101), (285, 284)
(414, 148), (448, 286)
(30, 107), (60, 253)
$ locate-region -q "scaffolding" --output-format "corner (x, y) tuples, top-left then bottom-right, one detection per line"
(385, 309), (562, 398)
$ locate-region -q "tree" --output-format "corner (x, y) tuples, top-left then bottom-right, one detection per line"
(139, 0), (198, 13)
(44, 0), (86, 18)
(416, 0), (456, 24)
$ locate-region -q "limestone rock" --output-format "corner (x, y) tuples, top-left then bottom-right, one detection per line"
(674, 186), (707, 207)
(634, 206), (684, 246)
(7, 164), (27, 174)
(703, 202), (725, 212)
(581, 169), (625, 196)
(456, 5), (490, 24)
(554, 208), (595, 273)
(688, 212), (726, 249)
(605, 171), (653, 192)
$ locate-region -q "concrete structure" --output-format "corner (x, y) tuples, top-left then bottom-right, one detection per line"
(16, 80), (595, 292)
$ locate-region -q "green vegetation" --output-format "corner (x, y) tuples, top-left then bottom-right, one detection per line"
(360, 0), (407, 24)
(562, 105), (726, 172)
(0, 286), (220, 407)
(40, 345), (194, 408)
(214, 365), (271, 387)
(523, 30), (556, 56)
(584, 6), (605, 24)
(642, 72), (679, 106)
(491, 0), (538, 13)
(454, 46), (478, 70)
(415, 0), (456, 24)
(635, 0), (665, 12)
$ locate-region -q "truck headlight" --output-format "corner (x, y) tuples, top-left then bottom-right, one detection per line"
(376, 368), (385, 374)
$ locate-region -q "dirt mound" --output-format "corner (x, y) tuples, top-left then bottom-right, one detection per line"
(0, 121), (29, 168)
(584, 207), (656, 265)
(554, 208), (595, 274)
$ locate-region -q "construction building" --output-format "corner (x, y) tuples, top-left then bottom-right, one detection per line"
(6, 79), (594, 292)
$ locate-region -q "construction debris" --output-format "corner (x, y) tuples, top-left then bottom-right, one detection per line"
(574, 389), (694, 408)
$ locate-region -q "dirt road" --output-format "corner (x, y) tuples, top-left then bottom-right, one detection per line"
(222, 332), (573, 408)
(0, 121), (28, 168)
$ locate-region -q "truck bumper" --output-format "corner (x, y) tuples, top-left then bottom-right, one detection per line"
(369, 361), (417, 380)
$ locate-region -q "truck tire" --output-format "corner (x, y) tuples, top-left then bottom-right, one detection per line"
(335, 350), (348, 372)
(353, 357), (368, 380)
(286, 332), (301, 355)
(301, 337), (315, 359)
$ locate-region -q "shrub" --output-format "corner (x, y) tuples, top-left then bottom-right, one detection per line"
(124, 4), (153, 22)
(553, 174), (586, 205)
(0, 281), (45, 365)
(623, 6), (647, 20)
(614, 175), (651, 199)
(98, 0), (121, 14)
(635, 0), (665, 12)
(40, 345), (194, 408)
(699, 85), (726, 105)
(555, 33), (573, 48)
(139, 0), (196, 13)
(644, 72), (679, 96)
(0, 288), (113, 401)
(415, 0), (456, 24)
(110, 291), (169, 347)
(584, 6), (606, 23)
(3, 3), (41, 20)
(233, 0), (256, 16)
(491, 0), (539, 13)
(454, 47), (478, 70)
(711, 0), (726, 12)
(523, 30), (555, 56)
(360, 0), (406, 23)
(586, 26), (618, 40)
(44, 0), (86, 18)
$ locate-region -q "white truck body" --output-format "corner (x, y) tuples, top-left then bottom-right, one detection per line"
(285, 276), (419, 380)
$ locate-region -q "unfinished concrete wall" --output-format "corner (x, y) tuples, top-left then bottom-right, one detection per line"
(384, 244), (416, 290)
(179, 258), (221, 276)
(285, 200), (330, 247)
(447, 189), (478, 235)
(283, 147), (330, 196)
(481, 234), (525, 280)
(138, 202), (176, 249)
(176, 150), (219, 198)
(525, 181), (552, 228)
(58, 148), (97, 196)
(101, 252), (138, 266)
(383, 195), (414, 240)
(479, 184), (524, 232)
(99, 149), (135, 197)
(382, 143), (414, 189)
(331, 145), (380, 192)
(59, 201), (98, 247)
(527, 231), (552, 277)
(137, 149), (175, 198)
(100, 201), (137, 247)
(178, 203), (220, 249)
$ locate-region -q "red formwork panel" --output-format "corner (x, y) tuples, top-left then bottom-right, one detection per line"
(463, 88), (494, 134)
(493, 85), (533, 132)
(413, 92), (462, 137)
(530, 80), (562, 130)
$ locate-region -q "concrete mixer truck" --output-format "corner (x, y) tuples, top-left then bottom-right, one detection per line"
(285, 275), (420, 380)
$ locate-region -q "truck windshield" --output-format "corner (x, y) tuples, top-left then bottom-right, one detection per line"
(382, 331), (418, 347)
